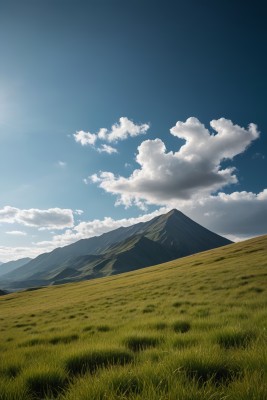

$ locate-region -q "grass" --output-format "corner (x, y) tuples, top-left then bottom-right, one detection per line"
(24, 366), (67, 397)
(172, 320), (191, 333)
(65, 349), (133, 375)
(0, 235), (266, 399)
(215, 329), (256, 349)
(123, 335), (161, 351)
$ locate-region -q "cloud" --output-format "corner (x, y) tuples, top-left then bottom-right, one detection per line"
(6, 230), (27, 236)
(74, 117), (149, 153)
(176, 190), (267, 237)
(0, 246), (44, 263)
(97, 144), (118, 154)
(89, 117), (259, 207)
(74, 131), (97, 146)
(0, 206), (74, 230)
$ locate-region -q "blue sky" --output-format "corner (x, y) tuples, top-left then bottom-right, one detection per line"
(0, 0), (266, 262)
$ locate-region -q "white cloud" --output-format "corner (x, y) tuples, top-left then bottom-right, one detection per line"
(0, 206), (74, 230)
(74, 117), (149, 153)
(74, 130), (97, 146)
(0, 246), (44, 263)
(97, 144), (118, 154)
(98, 117), (150, 143)
(89, 117), (259, 207)
(179, 190), (267, 237)
(6, 230), (27, 236)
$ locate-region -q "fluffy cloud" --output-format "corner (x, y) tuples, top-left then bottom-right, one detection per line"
(0, 206), (74, 230)
(89, 117), (259, 207)
(180, 190), (267, 237)
(74, 131), (97, 146)
(74, 117), (149, 153)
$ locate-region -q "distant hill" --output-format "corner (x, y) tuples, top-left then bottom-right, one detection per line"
(0, 257), (32, 278)
(1, 209), (232, 290)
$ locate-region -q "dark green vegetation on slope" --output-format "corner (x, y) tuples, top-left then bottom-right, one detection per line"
(1, 209), (231, 290)
(0, 235), (266, 399)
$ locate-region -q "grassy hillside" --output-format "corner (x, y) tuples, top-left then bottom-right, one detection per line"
(0, 235), (266, 400)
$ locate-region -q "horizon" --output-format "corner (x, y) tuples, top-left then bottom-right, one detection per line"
(1, 0), (266, 262)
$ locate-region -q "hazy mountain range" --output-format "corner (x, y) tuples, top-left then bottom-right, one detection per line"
(0, 209), (231, 291)
(0, 258), (32, 278)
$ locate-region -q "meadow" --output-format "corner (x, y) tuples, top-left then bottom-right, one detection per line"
(0, 235), (266, 400)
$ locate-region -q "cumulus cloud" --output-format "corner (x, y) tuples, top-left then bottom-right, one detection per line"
(180, 190), (267, 237)
(89, 117), (259, 207)
(6, 230), (27, 236)
(74, 130), (97, 146)
(0, 206), (74, 230)
(74, 117), (149, 153)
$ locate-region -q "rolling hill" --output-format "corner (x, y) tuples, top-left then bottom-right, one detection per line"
(1, 209), (231, 290)
(0, 235), (266, 399)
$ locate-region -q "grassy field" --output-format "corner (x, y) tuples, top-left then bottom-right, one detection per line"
(0, 235), (266, 399)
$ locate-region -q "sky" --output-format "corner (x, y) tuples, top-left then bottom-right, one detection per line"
(0, 0), (266, 262)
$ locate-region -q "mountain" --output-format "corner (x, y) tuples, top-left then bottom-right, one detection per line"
(0, 257), (32, 278)
(1, 209), (232, 290)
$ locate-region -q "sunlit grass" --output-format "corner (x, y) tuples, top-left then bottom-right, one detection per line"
(0, 235), (266, 399)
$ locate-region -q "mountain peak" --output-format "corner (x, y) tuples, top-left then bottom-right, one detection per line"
(2, 209), (232, 290)
(165, 209), (183, 217)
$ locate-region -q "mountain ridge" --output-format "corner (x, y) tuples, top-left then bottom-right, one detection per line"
(1, 209), (232, 290)
(0, 257), (32, 278)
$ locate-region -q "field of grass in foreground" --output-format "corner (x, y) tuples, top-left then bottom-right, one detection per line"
(0, 235), (266, 399)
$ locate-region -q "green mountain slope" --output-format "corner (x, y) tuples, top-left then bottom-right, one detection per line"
(0, 236), (266, 400)
(2, 209), (231, 289)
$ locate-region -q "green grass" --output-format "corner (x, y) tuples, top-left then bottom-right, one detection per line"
(172, 320), (191, 333)
(0, 235), (266, 399)
(123, 335), (161, 351)
(65, 349), (133, 375)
